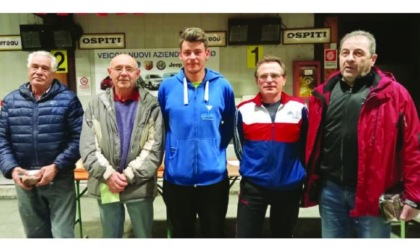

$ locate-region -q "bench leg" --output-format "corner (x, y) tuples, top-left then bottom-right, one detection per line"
(74, 181), (83, 238)
(400, 221), (405, 238)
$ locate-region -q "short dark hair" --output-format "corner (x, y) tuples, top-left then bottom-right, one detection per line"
(179, 27), (208, 49)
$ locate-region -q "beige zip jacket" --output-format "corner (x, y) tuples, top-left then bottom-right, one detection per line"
(79, 87), (164, 202)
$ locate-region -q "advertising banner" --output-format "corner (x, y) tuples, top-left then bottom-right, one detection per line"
(93, 48), (220, 95)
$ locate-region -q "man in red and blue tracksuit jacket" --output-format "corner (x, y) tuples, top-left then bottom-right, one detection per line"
(234, 91), (308, 237)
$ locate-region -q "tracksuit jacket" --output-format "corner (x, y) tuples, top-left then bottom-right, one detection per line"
(302, 67), (420, 217)
(79, 87), (164, 201)
(233, 92), (308, 191)
(0, 80), (83, 179)
(158, 68), (236, 186)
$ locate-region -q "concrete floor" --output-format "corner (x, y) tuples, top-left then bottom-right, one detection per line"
(0, 188), (323, 238)
(1, 175), (418, 239)
(0, 176), (323, 238)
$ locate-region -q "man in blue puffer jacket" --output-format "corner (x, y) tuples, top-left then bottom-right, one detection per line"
(0, 51), (84, 238)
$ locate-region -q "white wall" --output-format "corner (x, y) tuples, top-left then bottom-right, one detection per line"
(0, 13), (315, 108)
(0, 14), (43, 97)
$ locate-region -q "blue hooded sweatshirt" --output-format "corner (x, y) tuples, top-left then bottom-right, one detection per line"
(158, 68), (236, 186)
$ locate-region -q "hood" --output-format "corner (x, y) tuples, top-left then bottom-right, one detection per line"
(174, 68), (223, 105)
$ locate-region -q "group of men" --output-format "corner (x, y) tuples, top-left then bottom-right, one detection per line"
(0, 27), (419, 239)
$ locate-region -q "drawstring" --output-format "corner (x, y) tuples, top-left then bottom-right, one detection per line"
(204, 80), (209, 102)
(183, 77), (188, 105)
(183, 78), (209, 105)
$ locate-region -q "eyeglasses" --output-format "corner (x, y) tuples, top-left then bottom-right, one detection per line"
(110, 66), (137, 74)
(258, 73), (283, 80)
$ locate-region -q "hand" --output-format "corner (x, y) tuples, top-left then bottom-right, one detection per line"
(106, 172), (128, 193)
(11, 167), (33, 190)
(37, 164), (58, 186)
(400, 204), (420, 221)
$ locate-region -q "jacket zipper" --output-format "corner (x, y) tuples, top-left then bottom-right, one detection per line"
(131, 104), (154, 156)
(308, 91), (327, 172)
(193, 86), (198, 187)
(340, 87), (352, 183)
(33, 102), (39, 166)
(363, 92), (379, 147)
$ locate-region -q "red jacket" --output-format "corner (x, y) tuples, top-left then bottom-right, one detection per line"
(302, 67), (420, 217)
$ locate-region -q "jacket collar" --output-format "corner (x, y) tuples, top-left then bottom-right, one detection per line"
(252, 92), (290, 107)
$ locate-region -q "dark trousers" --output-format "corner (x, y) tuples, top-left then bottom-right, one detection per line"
(163, 178), (229, 238)
(236, 179), (302, 238)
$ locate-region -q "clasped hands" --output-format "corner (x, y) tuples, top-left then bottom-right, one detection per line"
(106, 172), (128, 194)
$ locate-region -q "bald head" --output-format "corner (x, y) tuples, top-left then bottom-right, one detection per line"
(107, 54), (141, 94)
(109, 54), (137, 68)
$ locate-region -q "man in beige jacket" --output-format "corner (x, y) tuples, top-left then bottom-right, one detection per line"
(80, 54), (164, 238)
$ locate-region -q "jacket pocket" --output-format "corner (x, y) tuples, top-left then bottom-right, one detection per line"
(168, 138), (221, 181)
(168, 139), (195, 180)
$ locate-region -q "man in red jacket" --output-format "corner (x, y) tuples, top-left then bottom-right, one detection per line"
(302, 30), (420, 238)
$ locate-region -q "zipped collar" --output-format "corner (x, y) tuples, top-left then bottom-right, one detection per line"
(252, 92), (290, 107)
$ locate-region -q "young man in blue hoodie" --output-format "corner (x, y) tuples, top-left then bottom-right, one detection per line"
(158, 27), (236, 238)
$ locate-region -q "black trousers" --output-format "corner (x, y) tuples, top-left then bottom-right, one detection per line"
(236, 179), (302, 238)
(163, 178), (229, 238)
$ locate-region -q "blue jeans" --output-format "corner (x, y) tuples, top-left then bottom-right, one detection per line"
(319, 180), (391, 238)
(97, 198), (154, 238)
(15, 176), (76, 238)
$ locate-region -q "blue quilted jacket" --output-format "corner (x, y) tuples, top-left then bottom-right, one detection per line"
(0, 80), (84, 179)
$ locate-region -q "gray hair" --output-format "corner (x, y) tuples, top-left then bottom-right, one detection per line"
(26, 51), (58, 72)
(340, 30), (376, 56)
